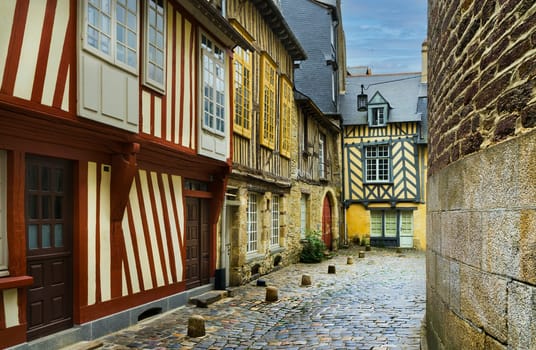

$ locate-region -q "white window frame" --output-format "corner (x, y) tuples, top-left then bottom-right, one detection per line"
(247, 193), (258, 253)
(365, 144), (391, 183)
(201, 33), (226, 135)
(369, 105), (388, 127)
(0, 151), (8, 276)
(84, 0), (140, 74)
(271, 195), (280, 247)
(319, 133), (326, 179)
(143, 0), (166, 91)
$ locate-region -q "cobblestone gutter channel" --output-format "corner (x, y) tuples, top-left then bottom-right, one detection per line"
(93, 247), (425, 350)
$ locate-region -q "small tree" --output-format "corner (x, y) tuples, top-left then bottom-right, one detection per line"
(300, 230), (326, 263)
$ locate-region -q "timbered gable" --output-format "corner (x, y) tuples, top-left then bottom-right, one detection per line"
(0, 0), (75, 116)
(344, 122), (422, 204)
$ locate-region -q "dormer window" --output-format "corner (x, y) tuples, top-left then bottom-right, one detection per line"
(366, 92), (390, 127)
(371, 107), (385, 126)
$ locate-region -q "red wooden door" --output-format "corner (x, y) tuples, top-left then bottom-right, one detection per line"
(26, 156), (73, 340)
(185, 198), (210, 289)
(322, 196), (332, 250)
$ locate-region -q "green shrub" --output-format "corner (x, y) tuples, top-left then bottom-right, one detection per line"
(300, 230), (326, 263)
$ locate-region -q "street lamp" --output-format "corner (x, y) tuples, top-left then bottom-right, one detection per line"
(357, 84), (368, 111)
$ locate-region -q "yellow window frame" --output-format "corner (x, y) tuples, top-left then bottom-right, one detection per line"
(260, 53), (277, 150)
(279, 76), (292, 158)
(233, 46), (252, 138)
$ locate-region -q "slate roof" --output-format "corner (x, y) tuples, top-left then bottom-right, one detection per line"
(341, 73), (426, 127)
(280, 0), (342, 115)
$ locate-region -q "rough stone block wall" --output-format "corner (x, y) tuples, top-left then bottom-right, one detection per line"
(427, 1), (536, 349)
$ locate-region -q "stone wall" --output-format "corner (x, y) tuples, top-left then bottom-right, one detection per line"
(426, 1), (536, 349)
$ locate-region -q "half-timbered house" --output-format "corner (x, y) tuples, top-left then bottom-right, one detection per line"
(0, 1), (251, 348)
(219, 0), (308, 286)
(340, 69), (428, 250)
(281, 0), (345, 250)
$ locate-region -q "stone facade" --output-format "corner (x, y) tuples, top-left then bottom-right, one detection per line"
(426, 1), (536, 348)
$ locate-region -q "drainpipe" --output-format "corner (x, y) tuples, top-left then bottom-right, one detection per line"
(215, 198), (227, 290)
(339, 116), (348, 247)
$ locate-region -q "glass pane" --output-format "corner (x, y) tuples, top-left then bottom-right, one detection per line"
(385, 211), (397, 237)
(42, 225), (51, 248)
(29, 195), (38, 219)
(156, 14), (163, 31)
(28, 225), (38, 249)
(42, 196), (50, 219)
(117, 23), (125, 43)
(27, 164), (39, 190)
(102, 14), (111, 35)
(127, 0), (136, 12)
(41, 167), (50, 191)
(117, 44), (125, 63)
(55, 168), (63, 192)
(149, 8), (156, 26)
(127, 12), (136, 31)
(54, 224), (63, 247)
(116, 4), (125, 21)
(102, 0), (111, 14)
(127, 49), (136, 67)
(127, 30), (136, 48)
(88, 5), (98, 27)
(156, 32), (163, 48)
(88, 27), (98, 48)
(101, 35), (110, 54)
(54, 196), (63, 219)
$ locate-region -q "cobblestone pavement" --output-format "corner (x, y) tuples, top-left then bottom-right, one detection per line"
(99, 247), (425, 350)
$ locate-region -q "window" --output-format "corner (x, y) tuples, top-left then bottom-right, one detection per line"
(234, 45), (252, 138)
(202, 34), (226, 134)
(370, 210), (414, 247)
(86, 0), (139, 72)
(260, 54), (277, 149)
(300, 194), (308, 239)
(0, 151), (7, 276)
(271, 195), (280, 246)
(144, 0), (165, 90)
(247, 193), (258, 253)
(365, 144), (390, 183)
(372, 107), (385, 126)
(319, 133), (326, 178)
(280, 77), (292, 158)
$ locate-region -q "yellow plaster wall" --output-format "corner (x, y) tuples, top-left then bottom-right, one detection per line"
(345, 202), (427, 250)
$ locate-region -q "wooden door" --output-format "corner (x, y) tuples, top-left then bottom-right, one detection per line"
(26, 156), (73, 340)
(322, 196), (332, 250)
(185, 198), (210, 289)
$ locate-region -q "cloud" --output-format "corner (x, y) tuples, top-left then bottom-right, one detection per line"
(341, 0), (427, 73)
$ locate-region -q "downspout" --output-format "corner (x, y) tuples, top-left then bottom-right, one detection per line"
(339, 117), (348, 247)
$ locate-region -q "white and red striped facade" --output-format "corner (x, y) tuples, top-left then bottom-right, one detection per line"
(0, 1), (249, 348)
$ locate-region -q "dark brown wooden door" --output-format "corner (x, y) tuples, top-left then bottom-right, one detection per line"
(322, 196), (332, 250)
(26, 156), (73, 340)
(185, 198), (210, 289)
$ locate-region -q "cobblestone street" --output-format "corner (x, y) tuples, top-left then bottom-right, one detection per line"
(93, 247), (425, 350)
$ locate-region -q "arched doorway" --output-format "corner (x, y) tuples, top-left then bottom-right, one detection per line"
(322, 196), (332, 250)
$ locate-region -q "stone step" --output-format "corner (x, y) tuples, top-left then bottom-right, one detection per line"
(189, 290), (228, 308)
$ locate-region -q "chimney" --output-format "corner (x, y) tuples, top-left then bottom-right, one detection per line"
(421, 40), (428, 84)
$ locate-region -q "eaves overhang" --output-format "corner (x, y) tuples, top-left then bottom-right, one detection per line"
(250, 0), (307, 60)
(179, 0), (255, 52)
(295, 90), (340, 133)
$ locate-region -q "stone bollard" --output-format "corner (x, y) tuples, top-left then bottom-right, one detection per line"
(347, 256), (354, 265)
(301, 274), (312, 286)
(328, 265), (336, 274)
(266, 286), (279, 302)
(187, 315), (206, 337)
(358, 251), (365, 258)
(365, 245), (371, 251)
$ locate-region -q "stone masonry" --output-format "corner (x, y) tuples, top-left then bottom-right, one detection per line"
(426, 1), (536, 349)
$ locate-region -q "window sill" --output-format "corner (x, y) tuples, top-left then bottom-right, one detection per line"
(270, 246), (285, 254)
(0, 275), (34, 290)
(246, 252), (264, 262)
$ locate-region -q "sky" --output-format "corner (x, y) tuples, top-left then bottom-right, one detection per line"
(341, 0), (427, 74)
